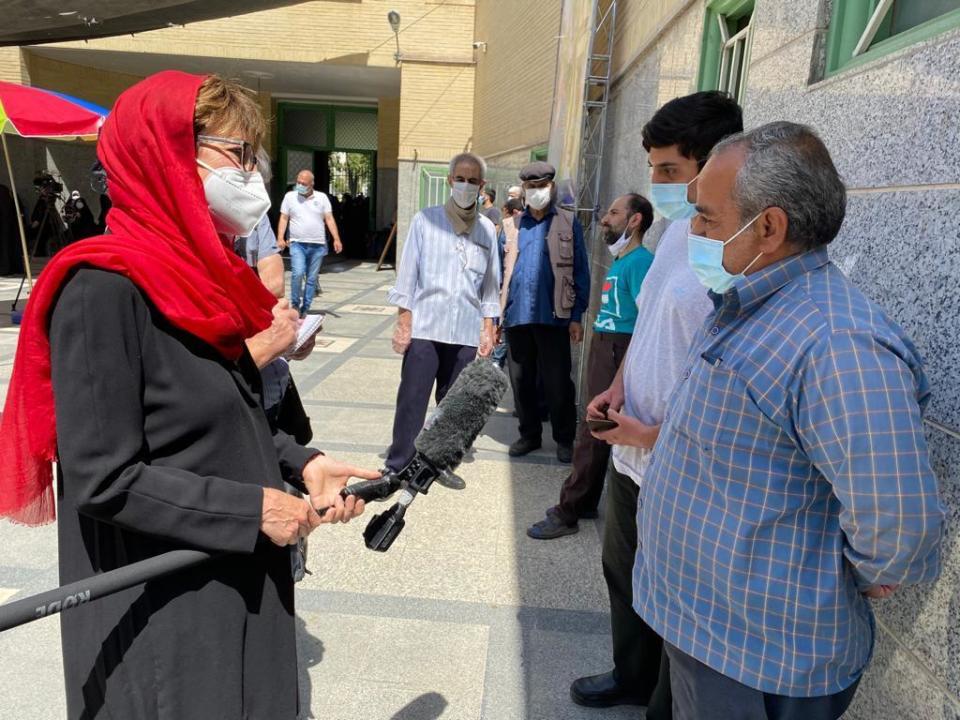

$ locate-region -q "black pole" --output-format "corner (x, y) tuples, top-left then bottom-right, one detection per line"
(0, 549), (211, 633)
(0, 476), (401, 633)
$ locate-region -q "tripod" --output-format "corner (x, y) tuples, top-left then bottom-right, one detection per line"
(11, 195), (71, 313)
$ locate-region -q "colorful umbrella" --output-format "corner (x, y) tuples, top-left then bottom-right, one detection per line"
(0, 81), (107, 139)
(0, 81), (108, 290)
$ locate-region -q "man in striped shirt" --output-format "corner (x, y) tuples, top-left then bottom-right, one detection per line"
(384, 152), (501, 476)
(633, 122), (945, 718)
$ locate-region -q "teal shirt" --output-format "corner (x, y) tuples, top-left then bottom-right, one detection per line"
(593, 245), (654, 334)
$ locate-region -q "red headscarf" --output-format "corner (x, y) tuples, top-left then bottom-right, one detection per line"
(0, 71), (276, 524)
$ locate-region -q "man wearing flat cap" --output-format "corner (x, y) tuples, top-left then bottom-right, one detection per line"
(500, 160), (590, 462)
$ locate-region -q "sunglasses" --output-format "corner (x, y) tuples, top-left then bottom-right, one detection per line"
(197, 134), (258, 172)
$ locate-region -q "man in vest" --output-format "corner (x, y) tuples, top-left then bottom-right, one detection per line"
(502, 161), (590, 463)
(492, 198), (524, 368)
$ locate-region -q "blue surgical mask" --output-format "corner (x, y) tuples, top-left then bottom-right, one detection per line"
(650, 180), (697, 220)
(296, 183), (310, 196)
(687, 213), (763, 294)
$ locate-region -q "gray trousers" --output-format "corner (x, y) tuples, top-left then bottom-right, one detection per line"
(665, 642), (860, 720)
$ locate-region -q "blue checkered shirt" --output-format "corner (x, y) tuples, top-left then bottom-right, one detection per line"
(633, 246), (944, 696)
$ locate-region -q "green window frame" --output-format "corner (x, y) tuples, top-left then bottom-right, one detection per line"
(530, 145), (548, 162)
(826, 0), (960, 75)
(697, 0), (755, 104)
(418, 164), (450, 209)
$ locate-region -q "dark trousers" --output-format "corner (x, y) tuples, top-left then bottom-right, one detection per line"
(555, 331), (631, 524)
(386, 339), (476, 472)
(505, 324), (576, 445)
(603, 468), (670, 716)
(665, 642), (860, 720)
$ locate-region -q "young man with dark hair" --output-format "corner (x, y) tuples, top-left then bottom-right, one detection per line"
(527, 193), (654, 539)
(570, 91), (742, 718)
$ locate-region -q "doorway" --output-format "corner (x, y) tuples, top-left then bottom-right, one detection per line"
(276, 103), (378, 259)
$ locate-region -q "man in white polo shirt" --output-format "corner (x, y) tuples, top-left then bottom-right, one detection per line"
(278, 169), (343, 317)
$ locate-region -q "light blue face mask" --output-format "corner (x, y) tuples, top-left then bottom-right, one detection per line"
(687, 213), (763, 294)
(650, 179), (697, 220)
(296, 183), (310, 195)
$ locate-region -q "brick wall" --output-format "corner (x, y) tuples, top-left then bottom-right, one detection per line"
(23, 52), (143, 110)
(48, 0), (476, 71)
(398, 62), (475, 162)
(472, 0), (561, 161)
(611, 0), (697, 81)
(0, 47), (26, 83)
(377, 97), (401, 169)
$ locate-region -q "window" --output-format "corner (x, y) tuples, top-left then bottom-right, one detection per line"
(418, 164), (449, 209)
(826, 0), (960, 75)
(697, 0), (755, 104)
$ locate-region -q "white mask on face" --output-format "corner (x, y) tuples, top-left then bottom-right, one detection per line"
(525, 186), (552, 211)
(450, 181), (480, 209)
(197, 159), (271, 237)
(607, 232), (631, 257)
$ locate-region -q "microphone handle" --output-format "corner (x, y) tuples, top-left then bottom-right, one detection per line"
(339, 476), (399, 503)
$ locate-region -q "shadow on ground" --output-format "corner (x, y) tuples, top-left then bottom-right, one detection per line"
(390, 692), (448, 720)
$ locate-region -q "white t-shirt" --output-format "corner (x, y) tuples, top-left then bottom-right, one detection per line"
(611, 219), (714, 485)
(280, 190), (332, 244)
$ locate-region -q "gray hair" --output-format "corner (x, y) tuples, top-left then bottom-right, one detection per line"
(711, 121), (846, 251)
(448, 152), (487, 179)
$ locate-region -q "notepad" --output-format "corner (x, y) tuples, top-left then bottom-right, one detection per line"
(293, 314), (324, 352)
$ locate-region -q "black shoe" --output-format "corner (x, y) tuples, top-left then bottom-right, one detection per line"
(556, 444), (573, 463)
(436, 469), (466, 490)
(508, 437), (542, 457)
(527, 513), (578, 539)
(570, 671), (646, 708)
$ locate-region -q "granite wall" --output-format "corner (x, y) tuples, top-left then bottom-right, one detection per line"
(597, 1), (960, 717)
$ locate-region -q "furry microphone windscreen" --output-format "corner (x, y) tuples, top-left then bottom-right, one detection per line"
(415, 359), (509, 471)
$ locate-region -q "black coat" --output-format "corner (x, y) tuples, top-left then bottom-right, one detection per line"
(50, 269), (318, 720)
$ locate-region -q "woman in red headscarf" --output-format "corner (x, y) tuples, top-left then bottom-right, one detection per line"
(0, 71), (376, 719)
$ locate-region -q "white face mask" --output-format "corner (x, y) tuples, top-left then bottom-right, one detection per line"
(525, 186), (552, 210)
(607, 231), (631, 257)
(450, 181), (480, 210)
(197, 159), (271, 237)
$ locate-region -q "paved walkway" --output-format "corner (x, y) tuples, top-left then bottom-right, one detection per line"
(0, 261), (640, 720)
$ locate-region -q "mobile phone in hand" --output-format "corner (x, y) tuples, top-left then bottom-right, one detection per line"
(586, 417), (619, 433)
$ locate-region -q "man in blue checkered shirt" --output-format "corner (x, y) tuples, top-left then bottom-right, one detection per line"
(633, 122), (945, 719)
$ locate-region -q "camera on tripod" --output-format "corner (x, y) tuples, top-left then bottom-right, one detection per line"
(33, 171), (64, 199)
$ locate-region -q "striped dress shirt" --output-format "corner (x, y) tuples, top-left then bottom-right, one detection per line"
(634, 246), (945, 696)
(388, 205), (501, 347)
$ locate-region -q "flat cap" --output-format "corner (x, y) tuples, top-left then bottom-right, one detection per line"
(519, 160), (556, 182)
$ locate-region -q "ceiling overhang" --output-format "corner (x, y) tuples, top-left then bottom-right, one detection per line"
(0, 1), (311, 47)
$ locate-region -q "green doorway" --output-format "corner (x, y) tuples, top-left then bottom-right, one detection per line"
(276, 102), (378, 259)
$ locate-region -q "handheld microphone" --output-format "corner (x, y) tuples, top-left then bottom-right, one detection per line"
(339, 358), (509, 551)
